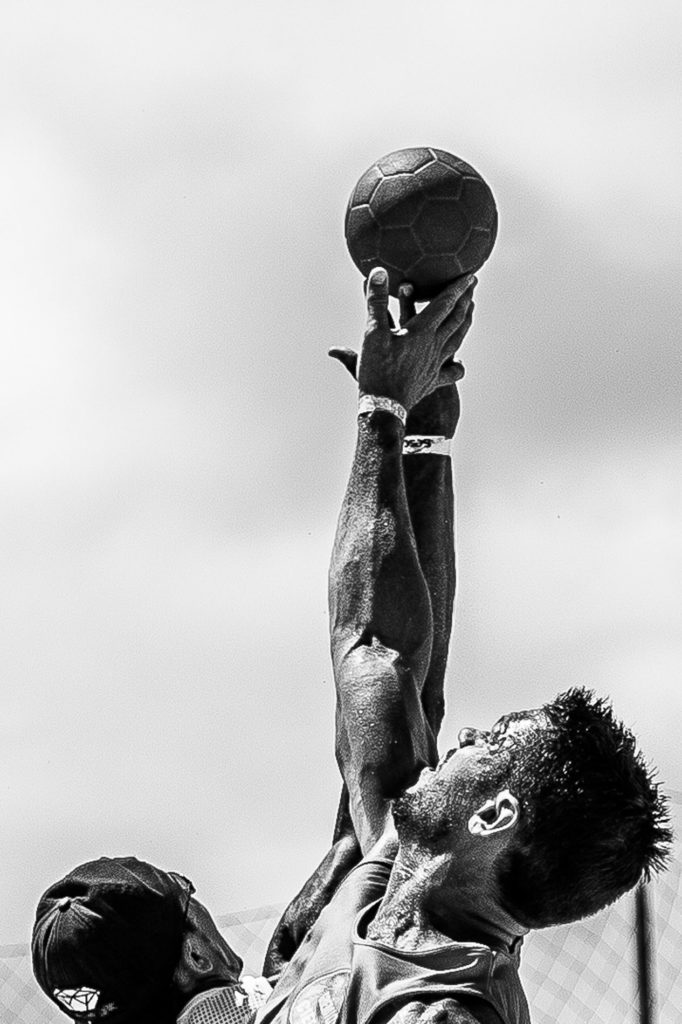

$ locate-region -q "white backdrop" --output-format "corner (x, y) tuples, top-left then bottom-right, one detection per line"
(1, 0), (680, 949)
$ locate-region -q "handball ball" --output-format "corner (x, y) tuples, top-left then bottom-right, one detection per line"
(345, 147), (498, 301)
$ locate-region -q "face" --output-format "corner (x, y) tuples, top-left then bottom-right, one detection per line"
(393, 708), (548, 842)
(176, 897), (243, 991)
(454, 707), (549, 762)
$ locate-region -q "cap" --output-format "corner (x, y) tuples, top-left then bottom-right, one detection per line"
(32, 856), (194, 1023)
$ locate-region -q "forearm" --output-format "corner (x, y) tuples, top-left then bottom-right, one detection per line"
(404, 452), (455, 736)
(329, 409), (435, 849)
(403, 384), (460, 735)
(330, 410), (432, 666)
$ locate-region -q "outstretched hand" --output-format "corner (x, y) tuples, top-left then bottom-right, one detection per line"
(329, 268), (475, 413)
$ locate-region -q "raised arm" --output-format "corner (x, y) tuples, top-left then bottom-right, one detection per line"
(261, 272), (473, 977)
(401, 282), (467, 737)
(330, 268), (475, 851)
(330, 281), (468, 740)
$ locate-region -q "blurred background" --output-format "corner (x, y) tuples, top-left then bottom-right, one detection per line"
(1, 0), (680, 948)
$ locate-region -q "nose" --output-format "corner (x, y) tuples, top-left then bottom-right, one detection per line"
(458, 727), (490, 748)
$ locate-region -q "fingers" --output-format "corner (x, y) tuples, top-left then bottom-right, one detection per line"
(328, 347), (359, 380)
(421, 273), (477, 330)
(365, 267), (390, 334)
(438, 299), (474, 359)
(363, 278), (397, 329)
(437, 360), (465, 387)
(398, 282), (416, 327)
(454, 300), (474, 349)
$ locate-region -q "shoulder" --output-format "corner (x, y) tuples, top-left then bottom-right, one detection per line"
(373, 997), (503, 1024)
(336, 849), (395, 903)
(258, 857), (395, 1024)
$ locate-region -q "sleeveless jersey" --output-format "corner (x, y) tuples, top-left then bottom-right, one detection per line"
(257, 859), (530, 1024)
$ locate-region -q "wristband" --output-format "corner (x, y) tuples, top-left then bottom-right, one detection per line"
(403, 435), (452, 456)
(358, 394), (407, 425)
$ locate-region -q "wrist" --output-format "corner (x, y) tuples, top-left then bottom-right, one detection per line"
(403, 435), (452, 456)
(405, 386), (460, 438)
(358, 393), (407, 426)
(357, 396), (405, 451)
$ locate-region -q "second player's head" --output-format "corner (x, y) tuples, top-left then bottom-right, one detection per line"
(392, 687), (671, 929)
(32, 856), (243, 1024)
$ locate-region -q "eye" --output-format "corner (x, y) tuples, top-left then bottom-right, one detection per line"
(488, 721), (511, 750)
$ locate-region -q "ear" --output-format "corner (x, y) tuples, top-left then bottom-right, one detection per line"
(185, 937), (214, 974)
(468, 789), (520, 838)
(173, 900), (243, 993)
(173, 933), (214, 993)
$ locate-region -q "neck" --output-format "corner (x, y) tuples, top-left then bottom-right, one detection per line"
(366, 842), (527, 953)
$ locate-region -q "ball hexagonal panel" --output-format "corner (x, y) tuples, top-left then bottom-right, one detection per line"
(377, 147), (435, 176)
(371, 175), (426, 228)
(344, 205), (379, 263)
(459, 176), (498, 236)
(414, 198), (469, 256)
(409, 253), (465, 296)
(378, 227), (421, 272)
(461, 226), (495, 269)
(350, 163), (384, 206)
(431, 149), (474, 176)
(414, 160), (465, 200)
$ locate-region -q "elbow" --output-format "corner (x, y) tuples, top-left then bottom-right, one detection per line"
(331, 626), (431, 691)
(333, 648), (430, 776)
(331, 624), (384, 666)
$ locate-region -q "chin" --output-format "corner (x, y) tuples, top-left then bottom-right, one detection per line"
(392, 786), (455, 844)
(403, 765), (436, 794)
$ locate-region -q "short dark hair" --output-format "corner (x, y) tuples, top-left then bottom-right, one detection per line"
(496, 688), (672, 928)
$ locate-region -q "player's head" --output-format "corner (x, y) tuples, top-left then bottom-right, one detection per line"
(32, 856), (242, 1024)
(393, 688), (671, 929)
(495, 688), (671, 926)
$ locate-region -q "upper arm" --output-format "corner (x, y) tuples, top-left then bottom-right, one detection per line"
(333, 640), (436, 853)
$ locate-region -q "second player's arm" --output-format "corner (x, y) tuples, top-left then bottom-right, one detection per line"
(403, 382), (461, 735)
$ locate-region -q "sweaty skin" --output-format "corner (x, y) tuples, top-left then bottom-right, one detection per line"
(329, 269), (475, 852)
(258, 271), (523, 1024)
(263, 275), (473, 976)
(328, 273), (527, 1024)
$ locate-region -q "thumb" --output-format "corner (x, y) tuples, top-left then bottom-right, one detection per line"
(365, 267), (390, 333)
(328, 347), (358, 380)
(437, 360), (465, 387)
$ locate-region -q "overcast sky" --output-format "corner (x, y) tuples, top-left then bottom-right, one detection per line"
(1, 0), (680, 946)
